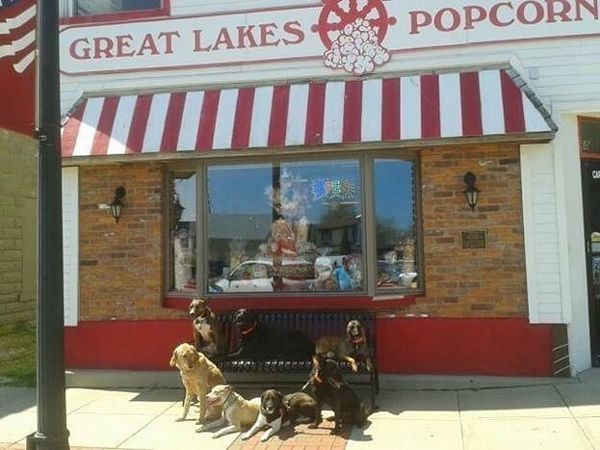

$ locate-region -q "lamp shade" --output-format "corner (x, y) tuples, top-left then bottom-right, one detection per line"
(110, 186), (126, 222)
(463, 172), (480, 211)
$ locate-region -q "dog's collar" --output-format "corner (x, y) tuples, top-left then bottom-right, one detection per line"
(222, 390), (236, 409)
(240, 321), (258, 335)
(350, 335), (365, 345)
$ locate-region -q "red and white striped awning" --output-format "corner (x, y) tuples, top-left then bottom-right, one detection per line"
(61, 68), (555, 158)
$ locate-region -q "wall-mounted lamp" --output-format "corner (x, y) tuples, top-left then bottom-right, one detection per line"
(463, 172), (480, 211)
(110, 186), (126, 223)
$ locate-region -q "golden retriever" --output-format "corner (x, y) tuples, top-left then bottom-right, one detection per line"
(169, 343), (226, 423)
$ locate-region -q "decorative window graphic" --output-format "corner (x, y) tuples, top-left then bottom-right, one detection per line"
(311, 178), (356, 201)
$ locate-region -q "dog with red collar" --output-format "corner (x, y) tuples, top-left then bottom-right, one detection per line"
(220, 309), (314, 362)
(307, 356), (370, 433)
(241, 389), (317, 442)
(314, 319), (372, 372)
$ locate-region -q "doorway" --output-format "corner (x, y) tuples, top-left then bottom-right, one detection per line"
(583, 160), (600, 365)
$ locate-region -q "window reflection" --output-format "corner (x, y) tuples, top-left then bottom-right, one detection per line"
(207, 160), (363, 294)
(76, 0), (161, 15)
(580, 118), (600, 153)
(374, 159), (419, 290)
(169, 173), (196, 292)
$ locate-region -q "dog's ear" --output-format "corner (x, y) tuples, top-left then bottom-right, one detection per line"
(275, 390), (284, 403)
(169, 350), (177, 367)
(346, 319), (355, 333)
(260, 390), (269, 403)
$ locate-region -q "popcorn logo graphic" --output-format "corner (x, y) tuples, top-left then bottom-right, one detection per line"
(312, 0), (396, 75)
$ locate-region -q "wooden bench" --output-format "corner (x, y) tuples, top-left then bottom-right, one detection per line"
(214, 310), (379, 407)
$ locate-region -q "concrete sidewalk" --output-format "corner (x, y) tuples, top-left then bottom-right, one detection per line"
(2, 369), (600, 450)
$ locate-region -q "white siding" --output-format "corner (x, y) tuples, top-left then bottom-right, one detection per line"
(521, 143), (567, 324)
(59, 33), (600, 116)
(62, 167), (79, 327)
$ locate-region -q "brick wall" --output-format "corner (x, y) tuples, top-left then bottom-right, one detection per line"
(77, 143), (526, 321)
(78, 163), (183, 321)
(406, 143), (527, 317)
(0, 130), (37, 324)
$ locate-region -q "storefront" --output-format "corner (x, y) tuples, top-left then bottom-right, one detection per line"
(57, 0), (600, 376)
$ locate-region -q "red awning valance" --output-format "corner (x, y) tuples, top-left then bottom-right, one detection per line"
(61, 67), (555, 158)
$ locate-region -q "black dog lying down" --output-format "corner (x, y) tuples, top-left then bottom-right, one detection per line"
(241, 388), (317, 442)
(220, 309), (314, 361)
(308, 356), (371, 433)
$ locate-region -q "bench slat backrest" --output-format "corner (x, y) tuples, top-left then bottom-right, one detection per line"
(217, 310), (376, 361)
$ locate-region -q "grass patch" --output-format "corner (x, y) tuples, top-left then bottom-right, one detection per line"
(0, 321), (36, 387)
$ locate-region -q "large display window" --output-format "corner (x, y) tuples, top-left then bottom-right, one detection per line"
(167, 153), (421, 297)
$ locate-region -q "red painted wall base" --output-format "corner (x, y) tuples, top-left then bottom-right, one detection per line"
(64, 317), (554, 376)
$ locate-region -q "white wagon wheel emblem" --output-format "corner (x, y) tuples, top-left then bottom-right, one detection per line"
(312, 0), (396, 49)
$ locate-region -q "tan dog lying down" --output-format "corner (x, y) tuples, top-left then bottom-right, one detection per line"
(196, 384), (260, 438)
(169, 343), (225, 423)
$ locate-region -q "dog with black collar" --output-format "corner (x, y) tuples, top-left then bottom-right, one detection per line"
(196, 384), (260, 438)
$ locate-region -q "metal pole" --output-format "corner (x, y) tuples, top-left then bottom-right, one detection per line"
(26, 0), (70, 448)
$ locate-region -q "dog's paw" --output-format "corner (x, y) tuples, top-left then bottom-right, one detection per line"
(260, 434), (270, 442)
(175, 417), (185, 422)
(240, 432), (251, 441)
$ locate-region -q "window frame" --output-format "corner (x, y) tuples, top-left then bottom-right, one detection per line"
(165, 150), (424, 299)
(579, 116), (600, 160)
(61, 0), (170, 25)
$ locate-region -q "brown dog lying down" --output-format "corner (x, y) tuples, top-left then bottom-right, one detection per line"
(314, 319), (372, 372)
(196, 384), (260, 438)
(169, 343), (226, 423)
(188, 298), (225, 358)
(241, 389), (317, 442)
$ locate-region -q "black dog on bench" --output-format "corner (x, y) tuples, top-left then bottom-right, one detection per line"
(220, 309), (314, 361)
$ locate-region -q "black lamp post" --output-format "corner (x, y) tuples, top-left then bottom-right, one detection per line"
(110, 186), (126, 223)
(26, 0), (70, 449)
(463, 171), (480, 211)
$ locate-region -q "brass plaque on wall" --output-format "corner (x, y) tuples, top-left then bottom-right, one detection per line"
(462, 230), (487, 249)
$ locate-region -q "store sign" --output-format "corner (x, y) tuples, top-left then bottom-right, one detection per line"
(60, 0), (600, 76)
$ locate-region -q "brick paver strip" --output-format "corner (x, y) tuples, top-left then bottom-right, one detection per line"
(1, 446), (122, 450)
(228, 420), (349, 450)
